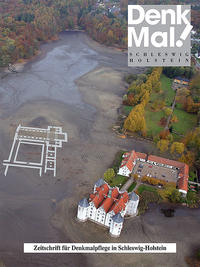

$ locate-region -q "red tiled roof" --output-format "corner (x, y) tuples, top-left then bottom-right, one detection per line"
(100, 188), (119, 212)
(148, 155), (185, 169)
(91, 183), (109, 208)
(112, 188), (119, 198)
(120, 150), (137, 172)
(110, 192), (129, 214)
(136, 152), (147, 160)
(112, 199), (126, 214)
(177, 164), (189, 192)
(90, 184), (130, 213)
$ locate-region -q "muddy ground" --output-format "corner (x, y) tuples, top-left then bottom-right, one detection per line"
(0, 32), (199, 267)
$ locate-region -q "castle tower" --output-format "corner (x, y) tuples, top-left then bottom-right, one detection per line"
(77, 198), (89, 222)
(126, 192), (139, 216)
(94, 178), (105, 193)
(109, 213), (124, 237)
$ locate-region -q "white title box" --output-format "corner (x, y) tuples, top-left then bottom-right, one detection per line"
(24, 243), (176, 253)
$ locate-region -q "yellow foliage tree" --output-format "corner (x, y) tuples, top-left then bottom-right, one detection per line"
(107, 30), (114, 43)
(178, 151), (195, 167)
(170, 142), (185, 154)
(158, 183), (176, 201)
(124, 104), (146, 135)
(171, 115), (178, 123)
(164, 107), (173, 117)
(157, 139), (169, 152)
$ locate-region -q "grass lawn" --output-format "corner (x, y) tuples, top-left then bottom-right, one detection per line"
(149, 75), (174, 106)
(145, 108), (164, 137)
(172, 108), (196, 136)
(137, 184), (157, 194)
(160, 74), (174, 106)
(108, 175), (128, 188)
(145, 74), (174, 138)
(127, 182), (137, 192)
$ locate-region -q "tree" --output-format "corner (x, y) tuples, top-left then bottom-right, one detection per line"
(158, 183), (177, 201)
(107, 30), (114, 44)
(171, 115), (178, 123)
(151, 100), (165, 111)
(159, 130), (170, 140)
(131, 173), (139, 181)
(170, 142), (185, 154)
(157, 139), (169, 152)
(164, 107), (173, 117)
(179, 151), (195, 167)
(104, 168), (115, 181)
(124, 104), (146, 136)
(168, 189), (181, 203)
(186, 191), (200, 207)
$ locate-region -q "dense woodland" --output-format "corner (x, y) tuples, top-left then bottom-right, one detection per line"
(0, 0), (96, 66)
(1, 0), (200, 66)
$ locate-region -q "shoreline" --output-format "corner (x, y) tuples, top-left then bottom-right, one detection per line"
(0, 30), (127, 77)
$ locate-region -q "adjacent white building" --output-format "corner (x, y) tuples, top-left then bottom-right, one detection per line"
(118, 151), (147, 177)
(118, 150), (189, 196)
(77, 179), (139, 237)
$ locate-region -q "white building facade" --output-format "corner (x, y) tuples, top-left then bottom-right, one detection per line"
(77, 179), (139, 237)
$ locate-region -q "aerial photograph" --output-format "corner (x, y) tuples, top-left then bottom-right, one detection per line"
(0, 0), (200, 266)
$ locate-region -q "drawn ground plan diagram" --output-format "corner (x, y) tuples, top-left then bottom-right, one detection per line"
(3, 125), (68, 177)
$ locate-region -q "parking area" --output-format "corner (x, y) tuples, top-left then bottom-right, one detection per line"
(133, 161), (179, 183)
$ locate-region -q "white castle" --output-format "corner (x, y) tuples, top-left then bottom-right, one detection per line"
(77, 179), (139, 237)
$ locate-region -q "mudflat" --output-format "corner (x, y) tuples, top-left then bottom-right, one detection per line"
(0, 32), (199, 267)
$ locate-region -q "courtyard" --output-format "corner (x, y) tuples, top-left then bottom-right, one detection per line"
(133, 161), (179, 183)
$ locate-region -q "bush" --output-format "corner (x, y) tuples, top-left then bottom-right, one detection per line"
(104, 168), (115, 183)
(141, 176), (167, 186)
(112, 150), (126, 173)
(186, 191), (200, 207)
(168, 189), (182, 203)
(127, 182), (137, 192)
(158, 183), (177, 201)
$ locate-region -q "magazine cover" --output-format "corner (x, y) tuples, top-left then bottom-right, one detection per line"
(0, 0), (200, 266)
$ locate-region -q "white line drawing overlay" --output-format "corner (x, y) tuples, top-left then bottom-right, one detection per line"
(3, 125), (68, 177)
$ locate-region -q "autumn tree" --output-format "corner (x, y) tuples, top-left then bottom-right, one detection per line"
(104, 168), (115, 181)
(168, 189), (182, 203)
(131, 173), (139, 181)
(184, 128), (200, 152)
(124, 104), (146, 136)
(179, 151), (195, 167)
(170, 115), (178, 123)
(0, 0), (97, 65)
(157, 139), (169, 152)
(159, 130), (170, 140)
(170, 142), (185, 154)
(164, 107), (173, 117)
(107, 29), (114, 44)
